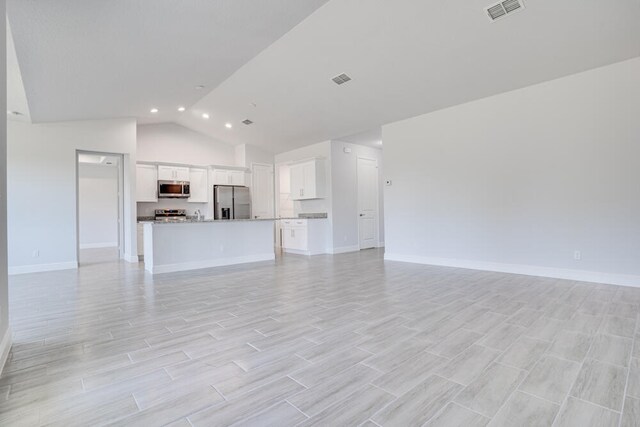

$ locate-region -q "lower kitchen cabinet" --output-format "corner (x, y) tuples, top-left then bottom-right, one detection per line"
(280, 219), (327, 256)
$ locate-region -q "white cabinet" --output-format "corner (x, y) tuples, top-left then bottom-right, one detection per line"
(229, 170), (245, 186)
(282, 221), (308, 251)
(158, 165), (190, 181)
(136, 164), (158, 202)
(280, 219), (327, 255)
(212, 168), (245, 186)
(289, 159), (325, 200)
(188, 168), (208, 203)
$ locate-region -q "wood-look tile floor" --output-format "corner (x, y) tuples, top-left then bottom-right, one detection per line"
(2, 249), (639, 426)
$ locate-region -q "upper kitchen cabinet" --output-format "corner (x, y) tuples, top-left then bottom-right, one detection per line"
(212, 168), (245, 186)
(290, 159), (325, 200)
(158, 165), (190, 181)
(136, 164), (158, 202)
(188, 168), (208, 203)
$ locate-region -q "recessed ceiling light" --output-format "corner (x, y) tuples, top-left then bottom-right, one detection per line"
(150, 108), (158, 113)
(195, 85), (205, 90)
(177, 106), (186, 112)
(225, 123), (232, 129)
(202, 113), (210, 119)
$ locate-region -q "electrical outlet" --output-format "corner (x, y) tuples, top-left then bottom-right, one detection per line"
(574, 250), (582, 260)
(33, 250), (39, 258)
(343, 147), (352, 154)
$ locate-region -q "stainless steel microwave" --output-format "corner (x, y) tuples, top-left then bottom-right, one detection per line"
(158, 180), (190, 198)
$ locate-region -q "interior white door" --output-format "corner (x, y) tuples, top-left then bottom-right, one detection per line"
(357, 157), (378, 249)
(251, 163), (274, 218)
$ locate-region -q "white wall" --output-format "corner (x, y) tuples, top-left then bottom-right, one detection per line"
(243, 144), (275, 167)
(137, 123), (238, 218)
(330, 141), (384, 252)
(78, 164), (119, 248)
(383, 57), (640, 287)
(137, 122), (235, 166)
(0, 0), (10, 372)
(8, 118), (138, 273)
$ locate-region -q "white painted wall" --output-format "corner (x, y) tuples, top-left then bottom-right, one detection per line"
(137, 122), (235, 166)
(7, 118), (138, 273)
(244, 144), (275, 167)
(0, 0), (11, 372)
(78, 164), (119, 248)
(383, 57), (640, 287)
(137, 199), (208, 218)
(137, 123), (238, 218)
(330, 141), (384, 252)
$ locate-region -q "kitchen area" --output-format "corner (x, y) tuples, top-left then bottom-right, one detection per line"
(135, 156), (330, 274)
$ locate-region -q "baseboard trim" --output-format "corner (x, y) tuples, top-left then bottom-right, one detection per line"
(148, 253), (275, 274)
(8, 261), (78, 275)
(328, 245), (360, 255)
(79, 242), (118, 249)
(0, 327), (12, 377)
(123, 253), (139, 263)
(384, 253), (640, 288)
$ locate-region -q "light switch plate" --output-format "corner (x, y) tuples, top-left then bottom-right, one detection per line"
(343, 147), (352, 153)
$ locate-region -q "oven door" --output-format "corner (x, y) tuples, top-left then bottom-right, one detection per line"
(158, 181), (190, 198)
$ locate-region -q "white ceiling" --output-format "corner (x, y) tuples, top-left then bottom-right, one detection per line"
(178, 0), (640, 152)
(7, 0), (328, 123)
(6, 19), (30, 122)
(8, 0), (640, 154)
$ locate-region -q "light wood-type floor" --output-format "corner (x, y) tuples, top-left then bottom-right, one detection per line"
(1, 249), (639, 426)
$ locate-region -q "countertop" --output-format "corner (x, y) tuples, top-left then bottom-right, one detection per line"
(139, 216), (328, 225)
(137, 213), (327, 224)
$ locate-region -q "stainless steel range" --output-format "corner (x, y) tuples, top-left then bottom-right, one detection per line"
(154, 209), (187, 222)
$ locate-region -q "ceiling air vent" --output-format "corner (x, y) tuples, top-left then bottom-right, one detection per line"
(242, 119), (253, 125)
(486, 0), (524, 21)
(332, 73), (352, 85)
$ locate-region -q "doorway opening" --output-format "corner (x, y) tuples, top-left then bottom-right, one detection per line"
(76, 151), (124, 266)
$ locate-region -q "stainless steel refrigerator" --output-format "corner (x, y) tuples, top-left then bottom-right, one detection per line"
(214, 185), (251, 220)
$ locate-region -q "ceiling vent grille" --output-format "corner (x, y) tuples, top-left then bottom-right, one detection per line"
(242, 119), (253, 125)
(332, 73), (352, 85)
(486, 0), (524, 21)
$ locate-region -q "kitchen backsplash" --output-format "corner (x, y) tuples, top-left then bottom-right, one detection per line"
(137, 200), (207, 217)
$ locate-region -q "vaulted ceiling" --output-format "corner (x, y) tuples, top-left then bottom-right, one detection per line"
(8, 0), (640, 153)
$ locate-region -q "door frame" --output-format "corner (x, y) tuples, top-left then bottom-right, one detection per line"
(75, 150), (125, 264)
(356, 156), (380, 250)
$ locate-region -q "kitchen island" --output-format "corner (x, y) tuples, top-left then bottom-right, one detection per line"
(142, 219), (275, 274)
